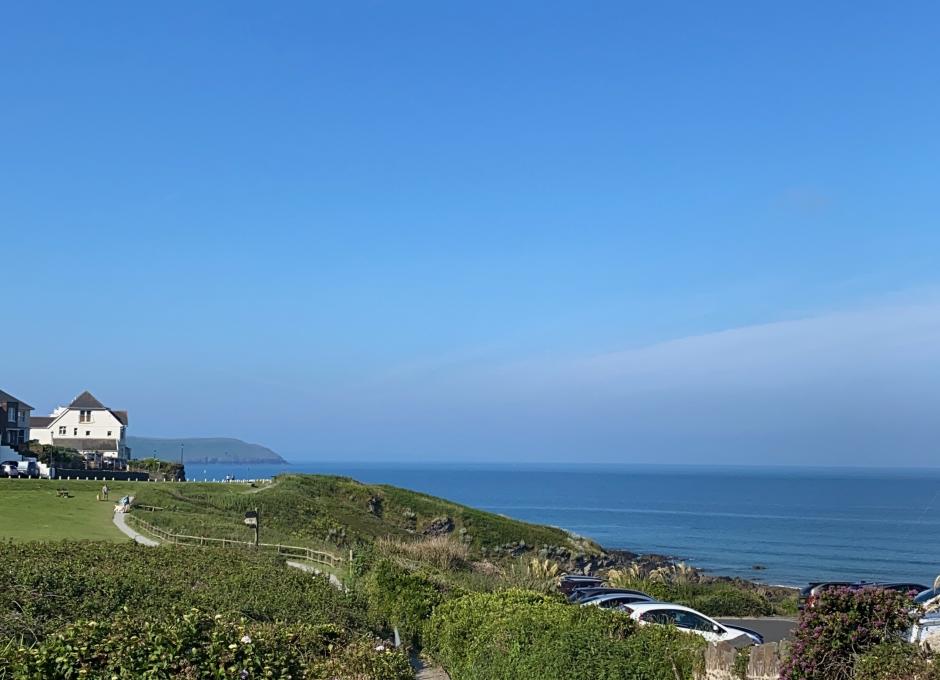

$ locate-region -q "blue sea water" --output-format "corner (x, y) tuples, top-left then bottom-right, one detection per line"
(192, 462), (940, 588)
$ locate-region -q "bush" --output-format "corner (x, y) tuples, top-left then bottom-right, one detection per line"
(0, 609), (413, 679)
(781, 587), (920, 680)
(854, 642), (940, 680)
(692, 587), (774, 617)
(365, 559), (448, 646)
(425, 589), (705, 680)
(0, 542), (366, 644)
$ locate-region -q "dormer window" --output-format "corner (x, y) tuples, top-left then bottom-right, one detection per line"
(79, 410), (92, 423)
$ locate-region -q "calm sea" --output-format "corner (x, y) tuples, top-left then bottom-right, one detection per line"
(192, 462), (940, 588)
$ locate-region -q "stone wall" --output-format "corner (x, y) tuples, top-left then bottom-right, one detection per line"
(699, 641), (789, 680)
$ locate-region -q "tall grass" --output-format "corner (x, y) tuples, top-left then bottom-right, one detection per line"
(377, 535), (470, 571)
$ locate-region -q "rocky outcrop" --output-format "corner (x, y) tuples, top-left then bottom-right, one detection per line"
(423, 516), (455, 536)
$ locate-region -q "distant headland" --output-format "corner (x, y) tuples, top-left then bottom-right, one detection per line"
(127, 436), (287, 465)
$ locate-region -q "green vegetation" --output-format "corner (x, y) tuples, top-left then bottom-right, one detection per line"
(25, 441), (83, 467)
(0, 479), (135, 542)
(0, 542), (363, 643)
(128, 436), (286, 464)
(0, 475), (804, 678)
(0, 610), (412, 680)
(854, 642), (940, 680)
(607, 565), (798, 616)
(129, 474), (592, 555)
(0, 542), (410, 679)
(425, 589), (705, 680)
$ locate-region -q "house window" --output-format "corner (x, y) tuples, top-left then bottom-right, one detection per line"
(107, 431), (112, 436)
(7, 406), (16, 423)
(59, 426), (67, 435)
(85, 431), (90, 436)
(79, 410), (92, 423)
(74, 428), (78, 435)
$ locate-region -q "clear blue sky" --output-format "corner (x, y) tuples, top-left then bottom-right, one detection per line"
(4, 2), (939, 465)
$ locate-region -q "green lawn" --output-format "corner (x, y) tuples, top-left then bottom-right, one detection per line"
(0, 478), (144, 542)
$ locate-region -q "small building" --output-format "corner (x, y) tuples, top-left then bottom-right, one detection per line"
(0, 389), (33, 455)
(29, 391), (130, 469)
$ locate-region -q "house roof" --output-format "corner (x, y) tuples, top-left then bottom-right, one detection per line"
(30, 416), (55, 429)
(69, 391), (106, 409)
(110, 410), (129, 426)
(0, 390), (33, 410)
(53, 438), (118, 452)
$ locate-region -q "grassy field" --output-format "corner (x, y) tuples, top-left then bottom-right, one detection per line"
(0, 478), (144, 542)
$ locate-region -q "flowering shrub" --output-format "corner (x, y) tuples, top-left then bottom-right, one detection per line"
(0, 609), (413, 679)
(780, 587), (920, 680)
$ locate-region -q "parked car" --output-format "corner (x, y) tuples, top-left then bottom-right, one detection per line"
(579, 592), (655, 609)
(797, 582), (855, 610)
(17, 461), (40, 479)
(798, 581), (929, 610)
(914, 587), (940, 606)
(0, 461), (20, 478)
(909, 611), (940, 645)
(568, 587), (652, 603)
(559, 574), (603, 595)
(622, 603), (764, 645)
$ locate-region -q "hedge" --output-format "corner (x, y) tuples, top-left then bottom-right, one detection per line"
(0, 609), (413, 679)
(424, 589), (704, 680)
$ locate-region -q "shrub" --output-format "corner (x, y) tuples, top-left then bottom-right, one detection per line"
(0, 542), (366, 644)
(854, 642), (940, 680)
(425, 589), (705, 680)
(0, 609), (413, 679)
(781, 587), (920, 680)
(365, 559), (447, 646)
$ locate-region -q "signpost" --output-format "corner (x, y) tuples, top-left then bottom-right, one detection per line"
(244, 509), (259, 546)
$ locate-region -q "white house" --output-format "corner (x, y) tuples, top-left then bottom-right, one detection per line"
(30, 391), (130, 469)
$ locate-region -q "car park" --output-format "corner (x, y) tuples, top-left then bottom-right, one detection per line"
(622, 603), (765, 645)
(579, 592), (655, 609)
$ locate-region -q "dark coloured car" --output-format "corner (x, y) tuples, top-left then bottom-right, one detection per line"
(568, 587), (652, 603)
(914, 587), (940, 605)
(579, 592), (656, 609)
(559, 574), (603, 595)
(799, 581), (929, 610)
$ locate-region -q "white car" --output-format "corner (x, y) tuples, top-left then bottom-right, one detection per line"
(579, 592), (655, 609)
(622, 602), (764, 645)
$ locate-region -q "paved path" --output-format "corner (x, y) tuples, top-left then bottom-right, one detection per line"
(112, 511), (160, 546)
(717, 617), (797, 643)
(285, 559), (345, 590)
(410, 655), (450, 680)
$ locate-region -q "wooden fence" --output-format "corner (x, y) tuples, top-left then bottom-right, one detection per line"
(126, 515), (346, 570)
